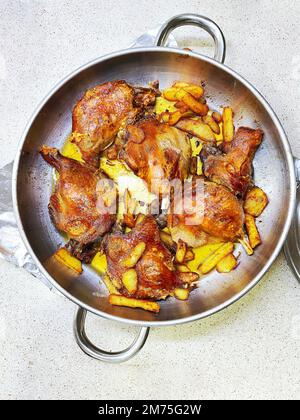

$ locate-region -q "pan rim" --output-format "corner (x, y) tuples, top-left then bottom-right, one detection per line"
(12, 46), (297, 327)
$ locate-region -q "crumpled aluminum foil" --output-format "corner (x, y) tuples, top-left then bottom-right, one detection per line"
(129, 25), (177, 48)
(0, 162), (53, 288)
(0, 27), (178, 290)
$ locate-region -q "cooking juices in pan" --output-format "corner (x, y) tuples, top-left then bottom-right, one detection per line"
(40, 79), (269, 313)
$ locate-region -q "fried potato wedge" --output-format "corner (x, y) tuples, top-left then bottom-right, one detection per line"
(200, 242), (234, 274)
(215, 122), (223, 143)
(163, 82), (204, 100)
(176, 264), (191, 273)
(174, 100), (190, 113)
(155, 96), (177, 114)
(163, 87), (182, 101)
(181, 92), (209, 115)
(174, 288), (190, 300)
(168, 110), (183, 125)
(197, 157), (203, 175)
(54, 248), (82, 274)
(190, 137), (203, 174)
(212, 111), (222, 124)
(163, 86), (208, 115)
(122, 269), (138, 294)
(186, 243), (225, 273)
(190, 156), (203, 175)
(122, 242), (146, 268)
(109, 294), (160, 313)
(91, 254), (120, 293)
(203, 115), (220, 134)
(159, 110), (183, 125)
(176, 240), (187, 263)
(244, 187), (269, 217)
(239, 238), (254, 256)
(245, 214), (262, 249)
(190, 136), (203, 156)
(62, 134), (83, 162)
(176, 118), (215, 142)
(173, 82), (204, 99)
(216, 253), (238, 273)
(222, 107), (234, 142)
(160, 231), (176, 252)
(91, 252), (107, 275)
(103, 274), (120, 295)
(160, 112), (170, 123)
(135, 213), (146, 226)
(159, 107), (193, 125)
(184, 249), (195, 262)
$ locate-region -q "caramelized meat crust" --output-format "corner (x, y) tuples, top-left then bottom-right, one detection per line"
(72, 80), (157, 167)
(168, 177), (245, 247)
(202, 127), (263, 197)
(104, 216), (196, 299)
(121, 117), (191, 189)
(40, 146), (115, 246)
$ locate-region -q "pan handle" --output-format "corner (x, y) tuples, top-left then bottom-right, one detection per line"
(155, 13), (226, 64)
(73, 306), (150, 363)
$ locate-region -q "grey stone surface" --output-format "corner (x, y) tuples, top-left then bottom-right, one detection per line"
(0, 0), (299, 400)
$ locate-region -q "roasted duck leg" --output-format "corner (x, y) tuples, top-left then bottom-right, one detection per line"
(40, 146), (116, 261)
(201, 127), (263, 197)
(104, 215), (198, 300)
(121, 116), (191, 190)
(168, 177), (245, 248)
(72, 80), (157, 167)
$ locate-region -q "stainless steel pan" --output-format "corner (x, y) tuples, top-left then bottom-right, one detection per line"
(12, 14), (298, 363)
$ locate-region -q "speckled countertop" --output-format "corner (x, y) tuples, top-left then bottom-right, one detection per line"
(0, 0), (299, 400)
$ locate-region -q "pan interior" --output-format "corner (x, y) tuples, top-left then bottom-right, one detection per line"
(15, 49), (293, 324)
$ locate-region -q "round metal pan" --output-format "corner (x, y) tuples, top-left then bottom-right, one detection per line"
(12, 14), (298, 362)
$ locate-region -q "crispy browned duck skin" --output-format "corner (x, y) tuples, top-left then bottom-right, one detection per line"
(201, 127), (263, 198)
(40, 146), (116, 261)
(168, 177), (245, 248)
(104, 215), (198, 300)
(121, 116), (191, 189)
(72, 80), (157, 167)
